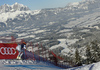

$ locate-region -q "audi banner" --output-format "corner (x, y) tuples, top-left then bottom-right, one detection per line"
(0, 43), (19, 59)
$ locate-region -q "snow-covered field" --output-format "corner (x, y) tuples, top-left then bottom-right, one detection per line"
(50, 39), (78, 56)
(68, 62), (100, 70)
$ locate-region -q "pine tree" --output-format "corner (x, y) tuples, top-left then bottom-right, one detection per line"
(91, 41), (100, 62)
(86, 45), (92, 64)
(75, 48), (81, 66)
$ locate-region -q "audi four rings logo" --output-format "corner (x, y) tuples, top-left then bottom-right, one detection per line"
(0, 47), (16, 55)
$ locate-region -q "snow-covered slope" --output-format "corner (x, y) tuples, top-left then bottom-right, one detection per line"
(50, 39), (78, 56)
(68, 62), (100, 70)
(64, 12), (100, 28)
(0, 0), (100, 31)
(0, 60), (62, 70)
(0, 59), (100, 70)
(0, 10), (40, 22)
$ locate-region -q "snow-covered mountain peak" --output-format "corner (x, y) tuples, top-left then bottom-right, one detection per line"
(11, 2), (30, 11)
(14, 2), (19, 5)
(0, 3), (30, 13)
(12, 2), (27, 8)
(68, 2), (79, 6)
(65, 0), (100, 10)
(3, 4), (10, 6)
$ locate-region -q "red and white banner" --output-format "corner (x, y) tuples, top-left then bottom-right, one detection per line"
(0, 43), (18, 59)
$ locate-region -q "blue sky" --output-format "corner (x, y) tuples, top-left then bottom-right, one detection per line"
(0, 0), (82, 10)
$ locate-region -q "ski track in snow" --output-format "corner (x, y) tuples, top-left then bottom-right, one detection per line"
(89, 64), (94, 70)
(5, 65), (59, 69)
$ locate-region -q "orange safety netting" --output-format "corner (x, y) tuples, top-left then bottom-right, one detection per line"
(51, 51), (64, 60)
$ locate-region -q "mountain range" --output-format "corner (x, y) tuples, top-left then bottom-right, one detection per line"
(0, 0), (100, 29)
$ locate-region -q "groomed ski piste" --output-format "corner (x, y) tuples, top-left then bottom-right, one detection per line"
(0, 59), (100, 70)
(0, 59), (62, 70)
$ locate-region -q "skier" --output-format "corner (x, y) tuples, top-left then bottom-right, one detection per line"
(16, 42), (26, 59)
(21, 42), (27, 59)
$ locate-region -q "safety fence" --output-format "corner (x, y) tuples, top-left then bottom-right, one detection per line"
(22, 49), (71, 69)
(23, 42), (72, 69)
